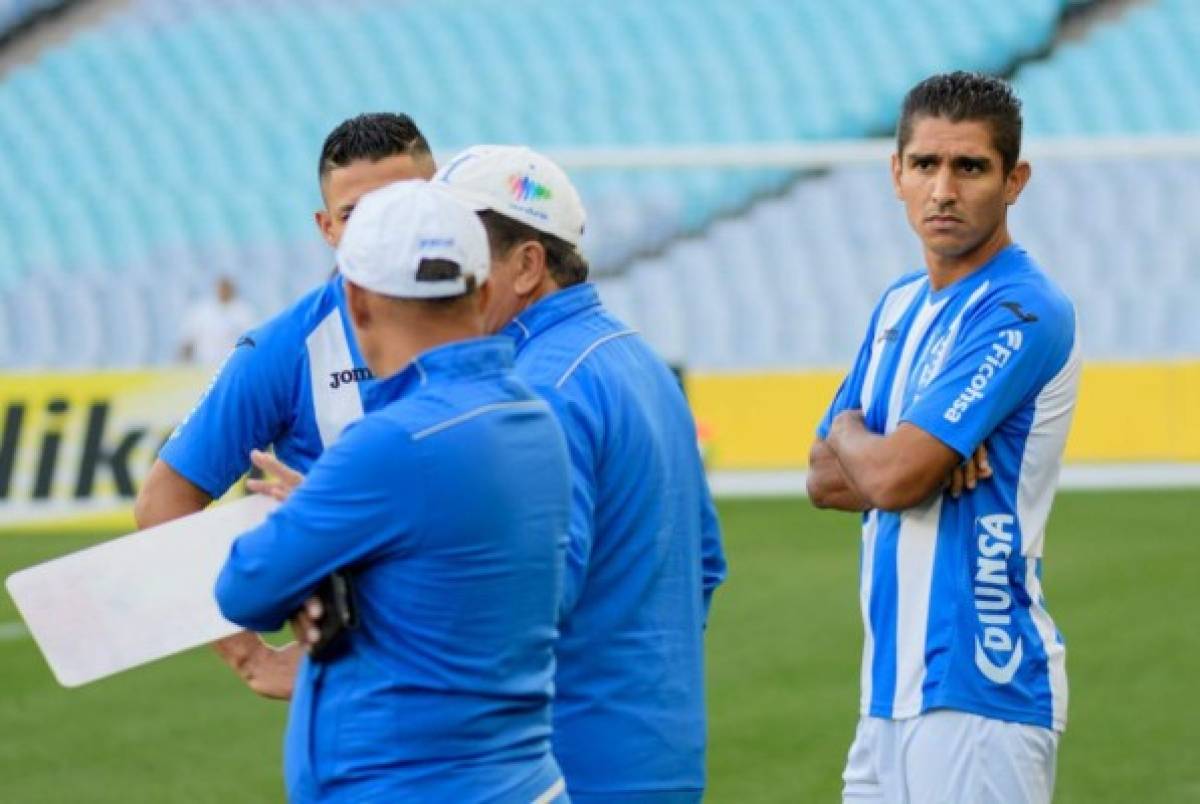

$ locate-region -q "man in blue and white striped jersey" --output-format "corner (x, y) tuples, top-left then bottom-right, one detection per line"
(134, 113), (437, 696)
(807, 72), (1080, 804)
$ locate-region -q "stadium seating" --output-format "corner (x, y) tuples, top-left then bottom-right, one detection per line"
(602, 155), (1200, 369)
(606, 0), (1200, 368)
(0, 0), (1069, 367)
(8, 0), (1198, 370)
(1014, 0), (1200, 134)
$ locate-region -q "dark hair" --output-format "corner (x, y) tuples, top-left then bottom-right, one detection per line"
(897, 71), (1023, 174)
(477, 210), (589, 287)
(415, 258), (478, 297)
(318, 113), (432, 181)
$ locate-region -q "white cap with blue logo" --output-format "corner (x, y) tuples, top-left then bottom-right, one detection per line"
(434, 145), (586, 248)
(335, 180), (491, 299)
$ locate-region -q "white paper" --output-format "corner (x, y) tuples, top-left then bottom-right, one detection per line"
(5, 495), (280, 688)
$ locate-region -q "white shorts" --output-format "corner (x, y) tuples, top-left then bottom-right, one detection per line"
(842, 711), (1059, 804)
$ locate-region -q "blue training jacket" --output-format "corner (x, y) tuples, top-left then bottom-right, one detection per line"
(503, 283), (728, 800)
(215, 336), (571, 804)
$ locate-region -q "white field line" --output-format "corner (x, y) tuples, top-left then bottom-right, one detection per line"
(709, 463), (1200, 498)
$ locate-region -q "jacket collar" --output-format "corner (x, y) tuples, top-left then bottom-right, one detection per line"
(374, 336), (515, 400)
(502, 283), (600, 348)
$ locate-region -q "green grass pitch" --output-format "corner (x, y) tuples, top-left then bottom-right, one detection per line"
(1, 489), (1197, 802)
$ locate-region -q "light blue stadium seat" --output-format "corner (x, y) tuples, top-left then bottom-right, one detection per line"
(0, 0), (1094, 367)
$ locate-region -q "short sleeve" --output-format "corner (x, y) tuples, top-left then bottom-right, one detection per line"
(902, 295), (1075, 460)
(159, 327), (295, 498)
(817, 305), (880, 439)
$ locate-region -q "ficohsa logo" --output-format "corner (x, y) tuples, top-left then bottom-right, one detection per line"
(973, 513), (1023, 684)
(943, 329), (1023, 423)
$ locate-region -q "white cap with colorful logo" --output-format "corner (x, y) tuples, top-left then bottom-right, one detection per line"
(335, 180), (490, 299)
(434, 145), (586, 248)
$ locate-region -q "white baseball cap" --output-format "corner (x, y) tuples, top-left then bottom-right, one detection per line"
(434, 145), (586, 248)
(335, 180), (490, 299)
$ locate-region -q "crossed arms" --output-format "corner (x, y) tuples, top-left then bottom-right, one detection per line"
(807, 411), (987, 513)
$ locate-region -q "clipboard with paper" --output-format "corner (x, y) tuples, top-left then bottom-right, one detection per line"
(5, 495), (279, 688)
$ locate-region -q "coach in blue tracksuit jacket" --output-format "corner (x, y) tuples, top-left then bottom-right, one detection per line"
(216, 181), (571, 803)
(438, 146), (728, 803)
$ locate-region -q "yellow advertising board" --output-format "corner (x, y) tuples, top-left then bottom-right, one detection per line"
(0, 368), (212, 531)
(1, 359), (1196, 530)
(687, 360), (1200, 468)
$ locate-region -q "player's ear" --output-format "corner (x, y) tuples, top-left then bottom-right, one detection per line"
(1004, 160), (1031, 205)
(315, 210), (337, 248)
(476, 278), (492, 317)
(513, 240), (547, 297)
(344, 280), (371, 329)
(891, 152), (903, 199)
(416, 154), (437, 181)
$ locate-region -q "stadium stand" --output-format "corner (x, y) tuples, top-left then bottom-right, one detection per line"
(607, 0), (1200, 368)
(604, 155), (1200, 369)
(9, 0), (1198, 370)
(1017, 0), (1200, 135)
(0, 0), (1070, 367)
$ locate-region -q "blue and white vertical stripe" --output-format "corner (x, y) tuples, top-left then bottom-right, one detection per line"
(827, 245), (1079, 732)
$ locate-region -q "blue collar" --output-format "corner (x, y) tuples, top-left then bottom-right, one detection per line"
(374, 336), (515, 400)
(502, 283), (601, 347)
(927, 243), (1024, 302)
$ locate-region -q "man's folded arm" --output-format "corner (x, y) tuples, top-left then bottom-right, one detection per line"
(215, 420), (414, 631)
(806, 438), (872, 512)
(829, 295), (1075, 513)
(825, 414), (961, 512)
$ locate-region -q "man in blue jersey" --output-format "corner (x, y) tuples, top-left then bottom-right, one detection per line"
(216, 180), (571, 803)
(134, 113), (436, 696)
(807, 72), (1080, 804)
(436, 145), (728, 803)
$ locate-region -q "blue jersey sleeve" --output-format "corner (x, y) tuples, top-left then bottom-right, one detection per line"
(817, 305), (881, 439)
(214, 416), (417, 632)
(901, 294), (1075, 460)
(159, 328), (297, 498)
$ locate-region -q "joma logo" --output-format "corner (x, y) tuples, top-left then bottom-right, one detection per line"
(329, 368), (374, 390)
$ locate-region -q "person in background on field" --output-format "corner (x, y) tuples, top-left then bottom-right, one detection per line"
(177, 276), (257, 365)
(217, 180), (571, 803)
(807, 72), (1080, 804)
(136, 113), (437, 697)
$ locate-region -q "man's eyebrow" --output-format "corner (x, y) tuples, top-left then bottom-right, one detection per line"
(338, 203), (356, 216)
(907, 152), (939, 162)
(952, 155), (992, 168)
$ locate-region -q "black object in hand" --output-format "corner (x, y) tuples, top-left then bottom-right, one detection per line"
(308, 572), (358, 661)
